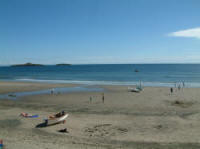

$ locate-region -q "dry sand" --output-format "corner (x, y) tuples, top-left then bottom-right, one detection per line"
(1, 81), (200, 148)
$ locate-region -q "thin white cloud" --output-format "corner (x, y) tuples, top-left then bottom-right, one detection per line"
(168, 27), (200, 39)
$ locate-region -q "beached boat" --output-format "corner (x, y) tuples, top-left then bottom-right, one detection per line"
(45, 113), (69, 126)
(128, 83), (143, 93)
(128, 87), (141, 93)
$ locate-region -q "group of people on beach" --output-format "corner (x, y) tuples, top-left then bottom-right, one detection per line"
(90, 93), (105, 103)
(170, 81), (185, 94)
(174, 81), (185, 89)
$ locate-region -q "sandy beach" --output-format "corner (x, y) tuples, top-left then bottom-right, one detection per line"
(1, 0), (199, 148)
(1, 81), (200, 149)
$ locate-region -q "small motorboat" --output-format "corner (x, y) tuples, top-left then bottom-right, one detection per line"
(134, 69), (139, 72)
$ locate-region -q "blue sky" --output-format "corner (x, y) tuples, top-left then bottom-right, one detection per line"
(0, 0), (200, 65)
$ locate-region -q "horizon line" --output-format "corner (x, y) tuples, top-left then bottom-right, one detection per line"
(1, 62), (200, 66)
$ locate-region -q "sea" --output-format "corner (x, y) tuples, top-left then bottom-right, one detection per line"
(0, 64), (200, 87)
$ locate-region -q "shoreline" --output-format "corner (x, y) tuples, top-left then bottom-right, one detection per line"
(0, 81), (80, 94)
(0, 79), (198, 88)
(0, 80), (194, 97)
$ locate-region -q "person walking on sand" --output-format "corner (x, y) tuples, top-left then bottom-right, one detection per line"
(102, 93), (105, 103)
(89, 96), (92, 103)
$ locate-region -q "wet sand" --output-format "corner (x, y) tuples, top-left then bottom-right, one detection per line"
(1, 81), (200, 148)
(0, 81), (78, 94)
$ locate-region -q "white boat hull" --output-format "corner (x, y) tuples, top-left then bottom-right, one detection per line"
(46, 114), (69, 125)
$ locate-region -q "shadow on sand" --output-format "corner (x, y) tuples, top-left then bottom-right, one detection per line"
(35, 122), (47, 128)
(35, 121), (63, 128)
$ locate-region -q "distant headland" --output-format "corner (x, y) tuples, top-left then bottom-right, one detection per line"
(11, 63), (44, 67)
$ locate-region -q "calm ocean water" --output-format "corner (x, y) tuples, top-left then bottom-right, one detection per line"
(0, 64), (200, 87)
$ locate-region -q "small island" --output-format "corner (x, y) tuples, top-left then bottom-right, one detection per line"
(56, 63), (71, 66)
(11, 63), (44, 67)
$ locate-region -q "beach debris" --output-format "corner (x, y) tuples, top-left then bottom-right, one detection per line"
(154, 124), (163, 129)
(117, 127), (128, 133)
(171, 100), (194, 108)
(0, 139), (3, 149)
(20, 112), (39, 118)
(58, 128), (69, 133)
(175, 100), (181, 104)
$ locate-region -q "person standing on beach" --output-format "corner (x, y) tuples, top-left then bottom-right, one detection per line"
(178, 84), (181, 90)
(182, 81), (185, 88)
(51, 88), (54, 94)
(174, 82), (177, 88)
(89, 96), (92, 103)
(102, 93), (104, 103)
(170, 87), (173, 94)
